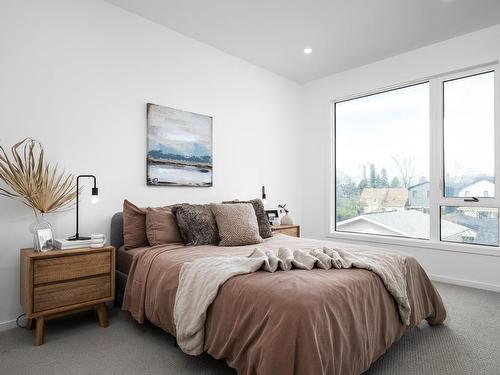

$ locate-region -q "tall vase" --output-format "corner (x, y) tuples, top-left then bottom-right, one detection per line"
(280, 213), (294, 225)
(30, 213), (54, 252)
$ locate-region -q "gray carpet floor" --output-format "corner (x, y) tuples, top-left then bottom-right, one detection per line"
(1, 282), (499, 375)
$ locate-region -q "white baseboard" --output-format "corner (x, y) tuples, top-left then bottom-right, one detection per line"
(430, 274), (500, 293)
(0, 319), (17, 332)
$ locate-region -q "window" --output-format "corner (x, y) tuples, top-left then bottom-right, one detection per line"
(439, 70), (497, 246)
(441, 207), (498, 246)
(335, 82), (430, 239)
(443, 72), (495, 198)
(333, 66), (498, 249)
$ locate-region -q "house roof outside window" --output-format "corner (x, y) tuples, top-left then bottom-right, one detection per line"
(337, 210), (474, 240)
(360, 188), (408, 210)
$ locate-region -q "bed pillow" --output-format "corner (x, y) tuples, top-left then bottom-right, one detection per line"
(223, 199), (272, 238)
(146, 207), (183, 246)
(123, 200), (148, 250)
(211, 203), (263, 246)
(172, 204), (220, 246)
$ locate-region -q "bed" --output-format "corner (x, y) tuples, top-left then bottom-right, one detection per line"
(111, 212), (446, 375)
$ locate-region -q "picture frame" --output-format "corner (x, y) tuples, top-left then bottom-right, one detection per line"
(146, 103), (213, 187)
(35, 228), (54, 252)
(265, 209), (279, 224)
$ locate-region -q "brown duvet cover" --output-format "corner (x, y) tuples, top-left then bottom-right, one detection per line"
(123, 234), (446, 375)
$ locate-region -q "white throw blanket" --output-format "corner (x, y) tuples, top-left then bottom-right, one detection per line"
(174, 246), (409, 355)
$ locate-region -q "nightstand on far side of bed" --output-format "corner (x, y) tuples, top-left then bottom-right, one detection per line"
(271, 224), (300, 237)
(20, 246), (115, 346)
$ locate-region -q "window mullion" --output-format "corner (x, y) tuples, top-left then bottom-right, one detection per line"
(429, 78), (442, 242)
(440, 197), (500, 206)
(494, 66), (500, 248)
(495, 68), (500, 203)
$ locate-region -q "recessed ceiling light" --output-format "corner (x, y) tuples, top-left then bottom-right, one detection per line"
(303, 48), (312, 55)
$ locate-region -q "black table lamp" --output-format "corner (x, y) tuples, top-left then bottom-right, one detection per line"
(67, 174), (99, 241)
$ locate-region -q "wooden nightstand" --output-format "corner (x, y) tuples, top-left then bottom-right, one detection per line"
(271, 225), (300, 237)
(20, 246), (115, 346)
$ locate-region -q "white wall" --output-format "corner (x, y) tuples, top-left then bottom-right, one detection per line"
(302, 25), (500, 292)
(0, 0), (303, 328)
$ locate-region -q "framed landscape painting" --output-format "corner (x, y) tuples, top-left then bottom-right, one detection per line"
(147, 103), (213, 187)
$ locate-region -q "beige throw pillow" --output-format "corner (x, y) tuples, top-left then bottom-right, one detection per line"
(222, 199), (272, 238)
(211, 203), (263, 246)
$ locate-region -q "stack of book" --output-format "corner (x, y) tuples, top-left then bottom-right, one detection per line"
(90, 233), (105, 248)
(54, 238), (92, 250)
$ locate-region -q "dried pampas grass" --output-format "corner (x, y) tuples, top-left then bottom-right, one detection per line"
(0, 138), (76, 214)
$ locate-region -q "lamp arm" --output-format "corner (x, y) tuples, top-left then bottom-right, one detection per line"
(69, 174), (98, 240)
(77, 175), (97, 188)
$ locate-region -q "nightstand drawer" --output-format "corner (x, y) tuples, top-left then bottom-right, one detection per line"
(277, 228), (299, 237)
(33, 252), (111, 285)
(271, 225), (300, 237)
(33, 275), (111, 312)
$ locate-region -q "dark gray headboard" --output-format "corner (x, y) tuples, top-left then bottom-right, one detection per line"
(110, 212), (124, 249)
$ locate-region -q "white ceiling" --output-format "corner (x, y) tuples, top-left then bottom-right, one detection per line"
(106, 0), (500, 83)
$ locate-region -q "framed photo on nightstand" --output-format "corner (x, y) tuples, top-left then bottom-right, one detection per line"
(265, 209), (279, 224)
(35, 228), (54, 252)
